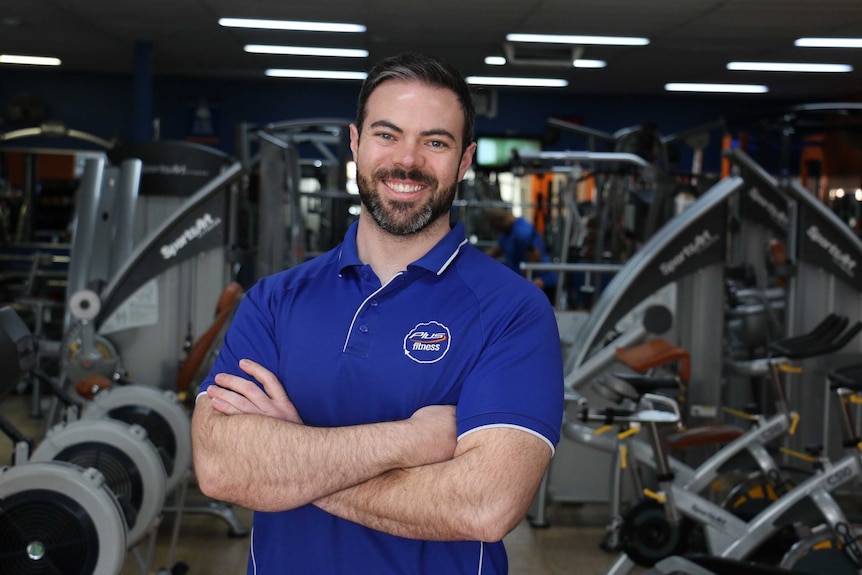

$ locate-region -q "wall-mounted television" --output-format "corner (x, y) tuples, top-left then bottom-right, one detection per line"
(475, 135), (542, 171)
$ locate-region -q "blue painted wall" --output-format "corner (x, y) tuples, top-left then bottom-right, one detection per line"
(0, 67), (806, 173)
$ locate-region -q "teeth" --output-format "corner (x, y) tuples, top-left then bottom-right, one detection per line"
(389, 182), (423, 193)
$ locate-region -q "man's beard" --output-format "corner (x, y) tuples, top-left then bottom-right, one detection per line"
(357, 167), (457, 236)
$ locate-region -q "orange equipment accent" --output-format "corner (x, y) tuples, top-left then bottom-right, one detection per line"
(667, 425), (744, 450)
(75, 374), (113, 400)
(615, 338), (691, 382)
(175, 282), (244, 392)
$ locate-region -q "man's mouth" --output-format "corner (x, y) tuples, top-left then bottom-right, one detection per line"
(385, 181), (425, 194)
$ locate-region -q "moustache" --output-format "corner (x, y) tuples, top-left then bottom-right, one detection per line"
(374, 168), (436, 187)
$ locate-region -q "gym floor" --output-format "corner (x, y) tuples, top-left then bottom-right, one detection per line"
(0, 390), (625, 575)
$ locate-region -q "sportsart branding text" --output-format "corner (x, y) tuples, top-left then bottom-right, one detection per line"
(806, 225), (857, 277)
(659, 230), (720, 276)
(160, 213), (222, 260)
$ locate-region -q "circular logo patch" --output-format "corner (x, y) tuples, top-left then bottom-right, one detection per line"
(403, 321), (451, 364)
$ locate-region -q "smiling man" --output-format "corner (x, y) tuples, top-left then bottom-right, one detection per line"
(191, 52), (564, 574)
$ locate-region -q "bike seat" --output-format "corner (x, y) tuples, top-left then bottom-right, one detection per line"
(769, 314), (862, 359)
(615, 338), (691, 382)
(666, 425), (744, 451)
(591, 374), (680, 404)
(613, 373), (681, 394)
(827, 362), (862, 392)
(581, 407), (638, 425)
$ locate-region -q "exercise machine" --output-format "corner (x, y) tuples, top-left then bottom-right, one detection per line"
(0, 306), (129, 575)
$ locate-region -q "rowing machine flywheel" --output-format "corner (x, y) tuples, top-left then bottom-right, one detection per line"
(30, 418), (166, 547)
(0, 461), (127, 575)
(81, 385), (191, 495)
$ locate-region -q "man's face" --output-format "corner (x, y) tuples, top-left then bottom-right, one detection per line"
(350, 79), (476, 236)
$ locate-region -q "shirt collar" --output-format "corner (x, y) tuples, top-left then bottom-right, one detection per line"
(337, 220), (468, 276)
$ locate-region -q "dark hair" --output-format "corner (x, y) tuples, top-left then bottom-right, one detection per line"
(355, 52), (475, 151)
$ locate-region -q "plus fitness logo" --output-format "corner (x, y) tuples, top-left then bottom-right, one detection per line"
(403, 321), (451, 364)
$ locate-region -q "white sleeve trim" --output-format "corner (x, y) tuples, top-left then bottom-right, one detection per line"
(458, 423), (556, 456)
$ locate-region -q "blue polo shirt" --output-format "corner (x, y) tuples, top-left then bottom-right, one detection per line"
(200, 220), (564, 574)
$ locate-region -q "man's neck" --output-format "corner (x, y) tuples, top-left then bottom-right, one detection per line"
(356, 215), (450, 285)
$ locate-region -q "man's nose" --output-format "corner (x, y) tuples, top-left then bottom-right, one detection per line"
(393, 140), (425, 169)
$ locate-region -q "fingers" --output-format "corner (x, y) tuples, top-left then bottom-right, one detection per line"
(208, 377), (265, 415)
(238, 358), (288, 401)
(207, 360), (303, 423)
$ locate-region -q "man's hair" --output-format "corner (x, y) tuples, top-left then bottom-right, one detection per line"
(355, 52), (475, 151)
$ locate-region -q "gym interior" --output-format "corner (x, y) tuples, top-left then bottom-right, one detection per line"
(3, 2), (862, 574)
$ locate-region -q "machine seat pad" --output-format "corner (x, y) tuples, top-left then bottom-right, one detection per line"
(828, 362), (862, 392)
(612, 373), (681, 394)
(666, 425), (744, 450)
(615, 339), (691, 382)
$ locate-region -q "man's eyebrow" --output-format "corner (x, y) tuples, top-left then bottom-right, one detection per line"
(421, 128), (457, 142)
(369, 120), (402, 133)
(368, 120), (456, 142)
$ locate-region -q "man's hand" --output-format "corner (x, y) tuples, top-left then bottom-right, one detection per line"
(403, 405), (458, 468)
(207, 358), (303, 423)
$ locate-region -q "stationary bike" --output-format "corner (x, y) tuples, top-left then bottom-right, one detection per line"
(597, 355), (862, 575)
(571, 313), (861, 554)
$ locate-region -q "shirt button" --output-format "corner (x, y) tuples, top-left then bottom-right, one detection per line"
(362, 271), (370, 280)
(359, 325), (369, 333)
(370, 300), (378, 307)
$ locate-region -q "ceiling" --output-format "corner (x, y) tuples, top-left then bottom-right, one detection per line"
(3, 0), (862, 100)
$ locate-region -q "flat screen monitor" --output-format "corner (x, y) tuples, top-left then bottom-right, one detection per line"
(475, 135), (542, 170)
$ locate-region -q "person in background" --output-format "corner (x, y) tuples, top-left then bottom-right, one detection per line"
(485, 206), (558, 302)
(191, 52), (564, 575)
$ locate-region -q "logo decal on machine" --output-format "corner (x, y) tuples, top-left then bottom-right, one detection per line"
(403, 321), (451, 364)
(806, 225), (858, 278)
(658, 230), (720, 276)
(160, 213), (222, 260)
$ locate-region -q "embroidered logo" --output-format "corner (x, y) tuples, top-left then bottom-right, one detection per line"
(403, 321), (451, 364)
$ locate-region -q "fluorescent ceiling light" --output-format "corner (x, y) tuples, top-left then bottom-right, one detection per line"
(728, 61), (852, 72)
(665, 82), (768, 94)
(574, 59), (606, 68)
(795, 38), (862, 48)
(466, 76), (568, 87)
(219, 18), (365, 33)
(485, 56), (506, 66)
(507, 33), (649, 46)
(246, 45), (368, 58)
(0, 54), (61, 66)
(266, 69), (368, 80)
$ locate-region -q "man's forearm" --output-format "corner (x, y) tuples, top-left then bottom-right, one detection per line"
(314, 464), (478, 541)
(192, 396), (449, 512)
(314, 428), (550, 543)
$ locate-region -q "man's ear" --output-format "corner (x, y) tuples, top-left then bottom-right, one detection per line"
(349, 123), (360, 160)
(458, 142), (477, 180)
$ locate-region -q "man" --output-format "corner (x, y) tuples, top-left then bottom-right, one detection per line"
(192, 52), (564, 574)
(485, 206), (559, 300)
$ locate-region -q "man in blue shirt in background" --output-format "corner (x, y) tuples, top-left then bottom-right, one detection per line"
(191, 52), (564, 574)
(485, 206), (559, 302)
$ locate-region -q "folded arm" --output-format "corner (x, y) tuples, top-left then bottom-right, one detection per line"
(191, 360), (457, 512)
(314, 426), (551, 542)
(196, 359), (552, 542)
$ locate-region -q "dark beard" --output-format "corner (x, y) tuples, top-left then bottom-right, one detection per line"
(357, 167), (457, 236)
